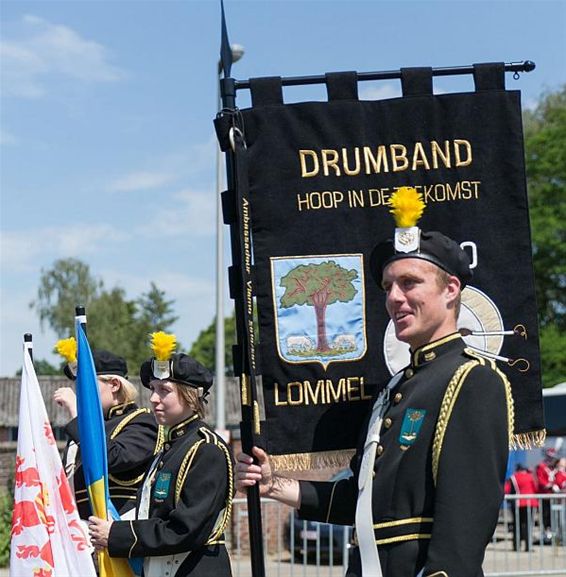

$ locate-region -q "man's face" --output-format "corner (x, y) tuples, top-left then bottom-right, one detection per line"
(381, 258), (460, 350)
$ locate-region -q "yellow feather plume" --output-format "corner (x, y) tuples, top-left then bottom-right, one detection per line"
(388, 187), (426, 228)
(54, 337), (77, 363)
(150, 331), (177, 361)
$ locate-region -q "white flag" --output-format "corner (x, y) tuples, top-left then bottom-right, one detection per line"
(10, 341), (97, 577)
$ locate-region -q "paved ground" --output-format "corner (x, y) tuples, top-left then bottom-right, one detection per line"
(228, 542), (566, 577)
(3, 542), (564, 577)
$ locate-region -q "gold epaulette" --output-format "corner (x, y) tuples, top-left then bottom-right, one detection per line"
(462, 347), (496, 368)
(432, 359), (480, 485)
(110, 407), (151, 439)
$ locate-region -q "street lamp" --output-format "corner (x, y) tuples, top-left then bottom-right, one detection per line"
(216, 44), (244, 433)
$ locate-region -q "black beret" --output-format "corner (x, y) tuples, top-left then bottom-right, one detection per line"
(63, 349), (128, 380)
(370, 230), (473, 287)
(140, 353), (213, 394)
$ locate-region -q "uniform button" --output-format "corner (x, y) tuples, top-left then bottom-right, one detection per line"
(376, 445), (384, 456)
(383, 417), (393, 429)
(393, 392), (403, 404)
(164, 443), (171, 451)
(404, 368), (414, 378)
(158, 462), (164, 469)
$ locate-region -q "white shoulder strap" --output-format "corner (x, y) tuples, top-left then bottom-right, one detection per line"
(355, 371), (403, 577)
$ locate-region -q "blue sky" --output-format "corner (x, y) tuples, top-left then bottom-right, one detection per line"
(1, 0), (565, 376)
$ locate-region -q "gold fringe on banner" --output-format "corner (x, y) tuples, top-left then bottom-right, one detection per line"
(270, 449), (356, 472)
(269, 430), (545, 473)
(511, 429), (546, 450)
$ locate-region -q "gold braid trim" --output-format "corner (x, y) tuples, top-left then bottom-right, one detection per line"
(432, 360), (480, 485)
(154, 425), (167, 455)
(492, 362), (546, 449)
(376, 533), (431, 545)
(492, 364), (516, 449)
(109, 408), (154, 487)
(205, 437), (234, 545)
(270, 449), (355, 472)
(110, 408), (150, 438)
(175, 440), (206, 504)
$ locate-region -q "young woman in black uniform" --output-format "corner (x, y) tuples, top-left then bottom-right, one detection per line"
(88, 332), (234, 577)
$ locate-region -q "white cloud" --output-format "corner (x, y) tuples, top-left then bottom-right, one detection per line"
(359, 82), (447, 101)
(1, 14), (125, 99)
(0, 224), (128, 271)
(136, 187), (215, 238)
(108, 171), (177, 193)
(359, 83), (402, 101)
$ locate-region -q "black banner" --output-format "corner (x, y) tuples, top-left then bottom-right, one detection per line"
(230, 68), (542, 469)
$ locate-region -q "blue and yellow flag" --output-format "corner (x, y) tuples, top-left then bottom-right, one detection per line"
(75, 319), (134, 577)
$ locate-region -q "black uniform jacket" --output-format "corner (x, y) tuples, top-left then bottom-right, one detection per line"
(64, 401), (163, 518)
(298, 334), (513, 577)
(108, 414), (234, 577)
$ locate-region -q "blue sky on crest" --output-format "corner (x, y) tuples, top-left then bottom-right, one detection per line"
(1, 0), (565, 376)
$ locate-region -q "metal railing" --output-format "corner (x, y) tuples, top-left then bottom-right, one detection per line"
(228, 495), (566, 577)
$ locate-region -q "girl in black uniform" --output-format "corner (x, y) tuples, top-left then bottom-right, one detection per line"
(88, 332), (234, 577)
(54, 342), (163, 519)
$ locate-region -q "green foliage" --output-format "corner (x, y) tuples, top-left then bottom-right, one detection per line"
(524, 86), (566, 330)
(538, 324), (566, 388)
(280, 261), (358, 308)
(189, 312), (236, 375)
(31, 259), (178, 375)
(523, 86), (566, 387)
(0, 491), (12, 567)
(30, 258), (102, 337)
(15, 358), (62, 376)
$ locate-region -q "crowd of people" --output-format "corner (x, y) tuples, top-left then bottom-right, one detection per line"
(505, 448), (566, 551)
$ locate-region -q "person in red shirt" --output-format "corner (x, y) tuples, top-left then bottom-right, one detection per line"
(555, 458), (566, 492)
(536, 448), (559, 538)
(505, 464), (538, 551)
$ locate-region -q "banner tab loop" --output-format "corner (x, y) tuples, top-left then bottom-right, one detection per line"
(473, 62), (506, 91)
(325, 71), (359, 101)
(250, 76), (284, 107)
(401, 67), (433, 96)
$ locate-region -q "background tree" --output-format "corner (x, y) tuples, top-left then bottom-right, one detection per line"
(31, 258), (102, 337)
(524, 86), (566, 387)
(189, 312), (236, 375)
(279, 261), (358, 352)
(15, 358), (61, 377)
(30, 258), (178, 374)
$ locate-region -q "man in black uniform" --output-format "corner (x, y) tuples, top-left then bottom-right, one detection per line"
(236, 190), (516, 576)
(88, 337), (234, 577)
(54, 348), (164, 518)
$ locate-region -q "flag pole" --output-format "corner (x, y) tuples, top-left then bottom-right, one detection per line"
(218, 2), (266, 576)
(75, 305), (87, 333)
(23, 333), (33, 362)
(233, 60), (536, 90)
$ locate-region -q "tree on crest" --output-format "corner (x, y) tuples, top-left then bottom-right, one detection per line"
(279, 261), (358, 352)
